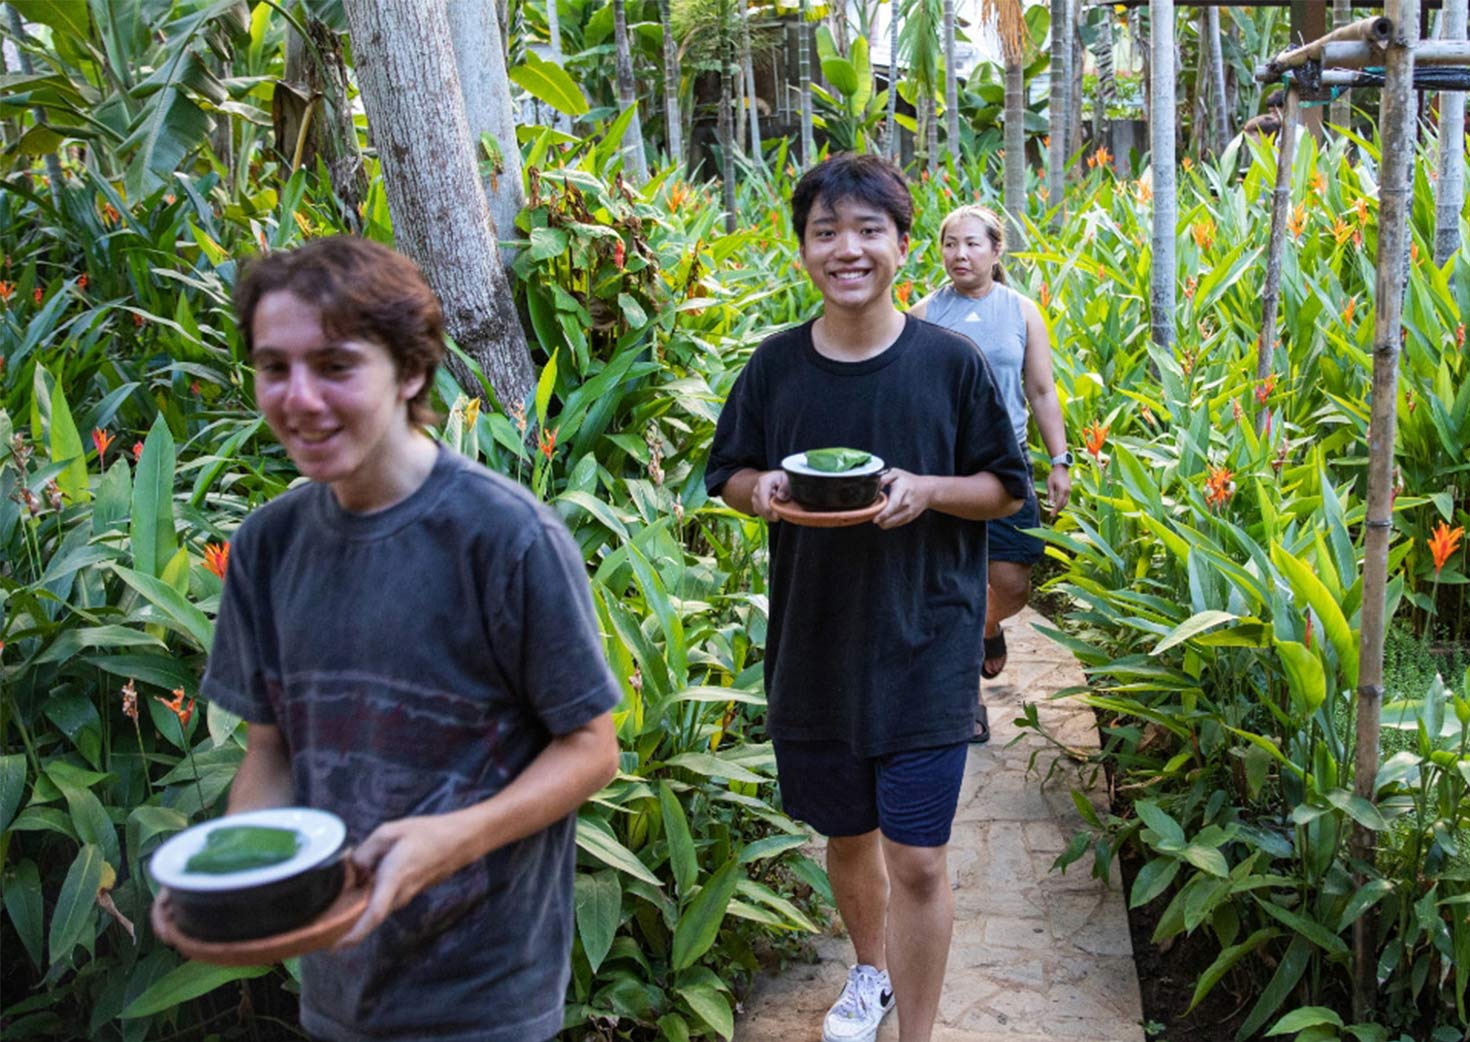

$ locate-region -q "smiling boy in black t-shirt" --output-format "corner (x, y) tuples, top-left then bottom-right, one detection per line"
(706, 155), (1029, 1042)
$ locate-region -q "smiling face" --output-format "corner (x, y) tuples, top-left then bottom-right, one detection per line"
(941, 216), (1002, 295)
(799, 195), (910, 316)
(251, 290), (427, 511)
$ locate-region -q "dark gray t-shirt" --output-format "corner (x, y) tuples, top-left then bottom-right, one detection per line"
(203, 446), (620, 1042)
(705, 316), (1031, 757)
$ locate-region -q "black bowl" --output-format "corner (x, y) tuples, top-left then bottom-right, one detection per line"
(782, 452), (885, 512)
(149, 808), (349, 942)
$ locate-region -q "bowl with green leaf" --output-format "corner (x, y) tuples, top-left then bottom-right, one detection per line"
(781, 449), (886, 511)
(149, 807), (348, 942)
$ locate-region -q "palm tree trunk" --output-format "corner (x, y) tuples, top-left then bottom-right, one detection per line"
(447, 0), (525, 266)
(659, 0), (683, 167)
(1069, 0), (1084, 156)
(741, 0), (762, 162)
(613, 0), (650, 182)
(1091, 8), (1116, 145)
(1354, 0), (1417, 1020)
(720, 34), (739, 232)
(1004, 53), (1026, 246)
(799, 0), (816, 166)
(1148, 0), (1175, 350)
(341, 0), (535, 408)
(888, 0), (901, 160)
(943, 0), (960, 158)
(1046, 0), (1072, 221)
(1205, 5), (1230, 152)
(1258, 87), (1298, 390)
(1434, 0), (1466, 264)
(1329, 0), (1352, 126)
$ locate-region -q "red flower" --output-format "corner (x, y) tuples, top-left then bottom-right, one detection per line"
(33, 287), (43, 305)
(1203, 465), (1234, 510)
(76, 274), (88, 290)
(131, 441), (145, 462)
(613, 239), (625, 270)
(202, 541), (230, 580)
(1304, 614), (1314, 649)
(190, 380), (201, 396)
(895, 281), (913, 307)
(91, 428), (114, 459)
(1255, 373), (1277, 405)
(538, 426), (559, 461)
(1428, 521), (1464, 574)
(1082, 420), (1108, 460)
(0, 280), (13, 303)
(156, 688), (195, 730)
(132, 312), (145, 328)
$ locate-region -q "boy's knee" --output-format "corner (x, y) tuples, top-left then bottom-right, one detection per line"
(884, 844), (948, 896)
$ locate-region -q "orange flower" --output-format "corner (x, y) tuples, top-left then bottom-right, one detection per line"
(1304, 614), (1314, 649)
(1331, 216), (1353, 245)
(1042, 136), (1051, 150)
(202, 541), (230, 580)
(1082, 420), (1109, 460)
(1427, 520), (1464, 574)
(156, 688), (196, 730)
(1287, 203), (1307, 239)
(1457, 324), (1465, 348)
(669, 183), (689, 209)
(0, 280), (13, 303)
(1181, 157), (1193, 172)
(100, 201), (120, 225)
(1353, 197), (1370, 225)
(131, 440), (144, 462)
(1190, 218), (1216, 250)
(1232, 399), (1243, 422)
(76, 274), (88, 290)
(1255, 372), (1277, 405)
(1135, 178), (1153, 204)
(33, 287), (43, 304)
(1309, 170), (1326, 195)
(1087, 146), (1113, 170)
(538, 426), (559, 460)
(190, 380), (201, 396)
(1184, 276), (1197, 300)
(1038, 281), (1051, 310)
(1410, 241), (1420, 264)
(91, 428), (114, 459)
(1342, 296), (1356, 324)
(132, 311), (145, 328)
(1203, 465), (1234, 510)
(895, 280), (913, 306)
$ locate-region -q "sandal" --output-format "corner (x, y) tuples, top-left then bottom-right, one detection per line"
(981, 626), (1007, 680)
(970, 701), (990, 744)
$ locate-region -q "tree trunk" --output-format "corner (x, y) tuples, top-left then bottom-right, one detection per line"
(280, 16), (368, 232)
(1092, 8), (1116, 145)
(943, 0), (960, 158)
(741, 0), (762, 163)
(1004, 54), (1027, 246)
(799, 0), (816, 166)
(613, 0), (649, 182)
(1329, 0), (1352, 126)
(719, 36), (738, 232)
(1205, 5), (1230, 152)
(1354, 0), (1417, 1020)
(447, 0), (525, 266)
(888, 0), (901, 160)
(1148, 0), (1175, 350)
(1257, 87), (1299, 397)
(1434, 0), (1466, 264)
(1069, 0), (1084, 156)
(341, 0), (535, 410)
(1046, 0), (1072, 221)
(659, 0), (683, 167)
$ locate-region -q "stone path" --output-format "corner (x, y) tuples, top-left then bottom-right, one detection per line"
(734, 608), (1146, 1042)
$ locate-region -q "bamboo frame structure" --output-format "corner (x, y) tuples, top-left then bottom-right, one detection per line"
(1149, 0), (1176, 351)
(1255, 84), (1299, 426)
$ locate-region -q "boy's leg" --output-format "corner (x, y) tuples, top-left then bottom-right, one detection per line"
(881, 838), (952, 1042)
(827, 830), (888, 968)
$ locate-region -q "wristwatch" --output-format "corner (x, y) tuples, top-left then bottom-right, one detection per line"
(1049, 450), (1074, 468)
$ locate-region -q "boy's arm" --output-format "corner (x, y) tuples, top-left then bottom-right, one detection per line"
(874, 469), (1023, 529)
(338, 710), (619, 948)
(226, 723), (294, 812)
(719, 467), (791, 522)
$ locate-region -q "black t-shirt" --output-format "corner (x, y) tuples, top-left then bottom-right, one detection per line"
(706, 315), (1031, 756)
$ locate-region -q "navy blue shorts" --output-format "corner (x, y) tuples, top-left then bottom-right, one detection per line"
(772, 739), (970, 847)
(989, 488), (1044, 565)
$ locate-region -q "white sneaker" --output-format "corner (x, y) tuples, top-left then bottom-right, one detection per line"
(821, 963), (895, 1042)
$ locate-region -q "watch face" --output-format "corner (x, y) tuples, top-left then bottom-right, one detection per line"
(1054, 451), (1074, 467)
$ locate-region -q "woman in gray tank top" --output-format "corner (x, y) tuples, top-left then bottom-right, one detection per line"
(910, 205), (1072, 742)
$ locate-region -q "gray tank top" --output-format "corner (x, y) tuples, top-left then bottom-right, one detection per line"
(924, 283), (1031, 450)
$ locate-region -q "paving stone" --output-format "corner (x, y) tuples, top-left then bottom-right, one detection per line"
(734, 608), (1145, 1042)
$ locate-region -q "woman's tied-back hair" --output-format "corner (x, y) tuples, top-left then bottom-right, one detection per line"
(233, 236), (445, 426)
(791, 153), (914, 240)
(938, 204), (1009, 286)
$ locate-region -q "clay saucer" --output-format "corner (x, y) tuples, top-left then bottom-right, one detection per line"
(151, 864), (372, 966)
(771, 493), (887, 528)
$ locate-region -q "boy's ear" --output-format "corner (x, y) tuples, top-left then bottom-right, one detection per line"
(898, 232), (911, 262)
(398, 368), (428, 404)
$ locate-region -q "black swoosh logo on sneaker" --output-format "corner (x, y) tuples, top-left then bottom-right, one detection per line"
(880, 990), (893, 1006)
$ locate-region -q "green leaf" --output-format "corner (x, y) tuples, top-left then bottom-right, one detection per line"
(664, 752), (767, 786)
(130, 415), (177, 578)
(1236, 935), (1314, 1041)
(49, 844), (105, 967)
(1270, 544), (1359, 688)
(573, 870), (621, 973)
(42, 371), (90, 506)
(1187, 927), (1278, 1012)
(659, 782), (698, 899)
(528, 226), (569, 261)
(47, 765), (119, 868)
(821, 56), (859, 97)
(1134, 800), (1186, 848)
(1266, 1006), (1344, 1035)
(0, 754), (27, 834)
(671, 859), (742, 970)
(1152, 610), (1238, 655)
(1254, 898), (1350, 958)
(678, 983), (734, 1039)
(1130, 856), (1180, 907)
(534, 348), (558, 430)
(110, 564), (214, 650)
(121, 961), (272, 1018)
(1180, 845), (1230, 878)
(617, 292), (648, 327)
(1322, 788), (1388, 831)
(3, 860), (44, 969)
(9, 1), (89, 38)
(1336, 879), (1393, 932)
(1275, 640), (1326, 717)
(576, 816), (662, 887)
(509, 52), (590, 116)
(736, 834), (808, 864)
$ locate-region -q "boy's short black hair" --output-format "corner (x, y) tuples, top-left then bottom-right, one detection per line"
(791, 154), (914, 241)
(1264, 89), (1285, 110)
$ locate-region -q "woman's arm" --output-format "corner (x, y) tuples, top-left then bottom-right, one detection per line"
(1019, 296), (1071, 515)
(338, 711), (619, 947)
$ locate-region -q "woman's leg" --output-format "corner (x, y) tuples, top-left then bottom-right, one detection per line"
(983, 560), (1032, 676)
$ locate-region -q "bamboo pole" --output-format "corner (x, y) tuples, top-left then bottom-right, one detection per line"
(1206, 5), (1231, 150)
(1322, 65), (1470, 85)
(1256, 85), (1298, 432)
(1331, 0), (1355, 123)
(1257, 38), (1470, 79)
(1264, 15), (1392, 74)
(1149, 0), (1176, 351)
(1353, 0), (1417, 1022)
(1434, 0), (1467, 263)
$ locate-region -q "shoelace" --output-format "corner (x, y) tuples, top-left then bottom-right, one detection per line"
(832, 969), (880, 1019)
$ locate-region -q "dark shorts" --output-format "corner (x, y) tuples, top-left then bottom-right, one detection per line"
(989, 488), (1044, 565)
(772, 739), (970, 847)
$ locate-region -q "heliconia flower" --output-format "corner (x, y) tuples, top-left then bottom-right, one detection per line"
(1255, 373), (1277, 405)
(33, 287), (43, 304)
(1331, 216), (1353, 245)
(121, 679), (138, 722)
(91, 428), (114, 459)
(1353, 197), (1370, 224)
(1184, 276), (1197, 300)
(1309, 171), (1326, 195)
(1427, 520), (1464, 574)
(1203, 465), (1234, 510)
(613, 239), (626, 270)
(1039, 281), (1051, 310)
(1410, 241), (1420, 264)
(131, 441), (144, 462)
(202, 541), (230, 580)
(538, 426), (559, 461)
(1287, 203), (1307, 239)
(100, 201), (120, 225)
(1087, 146), (1113, 170)
(132, 312), (145, 328)
(464, 397), (481, 429)
(1342, 296), (1356, 324)
(1190, 218), (1215, 250)
(1181, 157), (1193, 172)
(156, 688), (195, 729)
(1134, 178), (1152, 204)
(76, 274), (88, 290)
(1232, 399), (1243, 422)
(895, 281), (913, 306)
(189, 380), (201, 396)
(0, 280), (13, 303)
(1082, 420), (1109, 460)
(1304, 614), (1314, 649)
(1457, 324), (1466, 348)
